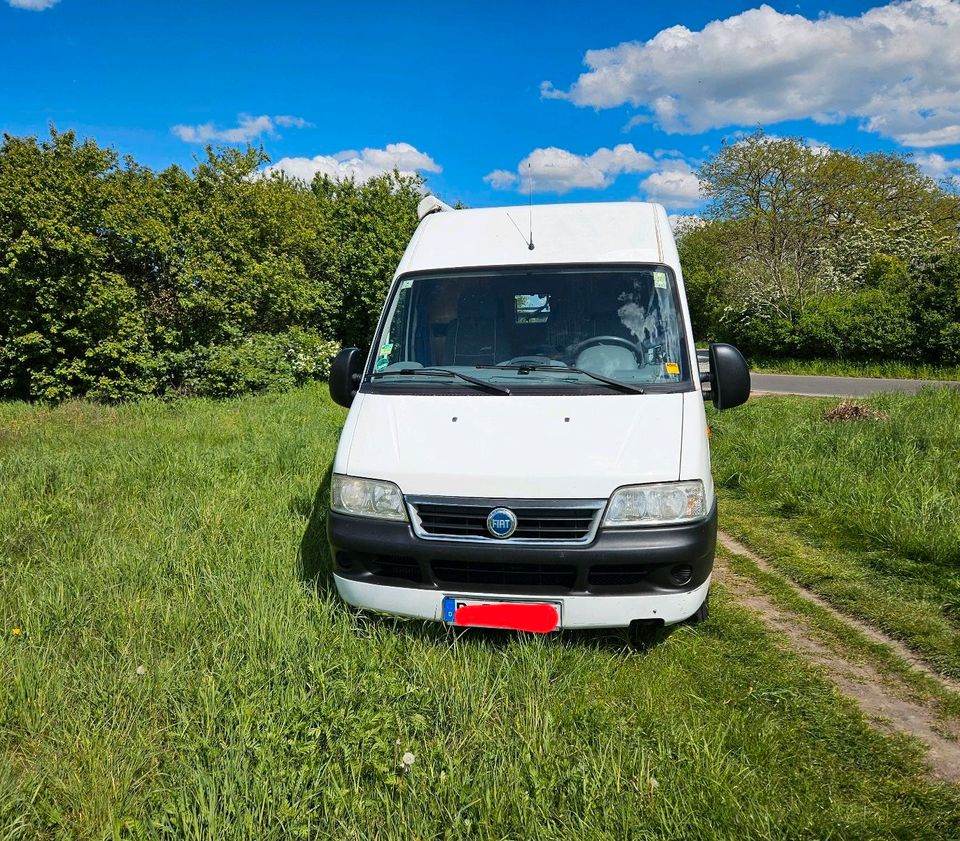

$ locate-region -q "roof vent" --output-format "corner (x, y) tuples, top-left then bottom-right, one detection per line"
(417, 195), (453, 221)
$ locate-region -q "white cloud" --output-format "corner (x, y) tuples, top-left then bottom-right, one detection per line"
(263, 142), (441, 183)
(543, 0), (960, 148)
(483, 169), (518, 189)
(897, 126), (960, 148)
(171, 113), (312, 144)
(485, 143), (655, 194)
(806, 139), (832, 157)
(913, 151), (960, 179)
(485, 144), (702, 209)
(7, 0), (60, 9)
(274, 115), (311, 129)
(639, 160), (702, 209)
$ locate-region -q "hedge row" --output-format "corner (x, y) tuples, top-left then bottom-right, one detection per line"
(710, 253), (960, 363)
(0, 129), (421, 401)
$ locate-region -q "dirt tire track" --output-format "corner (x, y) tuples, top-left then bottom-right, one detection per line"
(717, 531), (960, 693)
(715, 531), (960, 783)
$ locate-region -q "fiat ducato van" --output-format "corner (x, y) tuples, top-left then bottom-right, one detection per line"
(326, 199), (749, 643)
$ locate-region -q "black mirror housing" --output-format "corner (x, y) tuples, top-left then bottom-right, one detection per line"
(329, 347), (364, 407)
(708, 343), (750, 410)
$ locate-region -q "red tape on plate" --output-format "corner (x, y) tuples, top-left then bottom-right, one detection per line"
(454, 602), (559, 633)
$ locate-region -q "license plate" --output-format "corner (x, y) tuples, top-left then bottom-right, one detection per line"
(442, 596), (562, 633)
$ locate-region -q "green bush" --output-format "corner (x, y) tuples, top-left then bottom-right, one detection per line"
(0, 131), (158, 401)
(676, 220), (736, 341)
(795, 288), (914, 360)
(168, 329), (340, 398)
(716, 309), (796, 357)
(716, 254), (931, 363)
(911, 252), (960, 365)
(0, 129), (423, 402)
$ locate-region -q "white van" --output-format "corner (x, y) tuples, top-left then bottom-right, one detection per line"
(326, 200), (749, 644)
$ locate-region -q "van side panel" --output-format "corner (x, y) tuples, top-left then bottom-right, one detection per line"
(332, 393), (366, 477)
(679, 391), (715, 504)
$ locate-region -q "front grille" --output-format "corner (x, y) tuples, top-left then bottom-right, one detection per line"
(431, 559), (577, 590)
(414, 501), (600, 542)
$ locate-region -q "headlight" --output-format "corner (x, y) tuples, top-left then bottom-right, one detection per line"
(331, 475), (408, 521)
(603, 480), (707, 527)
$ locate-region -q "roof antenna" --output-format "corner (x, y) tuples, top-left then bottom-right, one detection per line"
(527, 162), (535, 250)
(506, 165), (536, 250)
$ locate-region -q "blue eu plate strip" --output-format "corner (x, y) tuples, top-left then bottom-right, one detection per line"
(442, 596), (456, 623)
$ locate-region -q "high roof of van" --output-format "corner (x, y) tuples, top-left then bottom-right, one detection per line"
(395, 201), (678, 276)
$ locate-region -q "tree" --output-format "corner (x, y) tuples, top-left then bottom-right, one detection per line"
(676, 220), (735, 340)
(313, 171), (422, 348)
(699, 131), (959, 321)
(700, 133), (832, 319)
(0, 129), (156, 400)
(0, 127), (436, 401)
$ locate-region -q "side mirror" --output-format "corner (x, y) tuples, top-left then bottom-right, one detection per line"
(705, 343), (750, 410)
(329, 347), (364, 408)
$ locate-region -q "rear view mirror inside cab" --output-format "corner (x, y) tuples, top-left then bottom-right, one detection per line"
(515, 294), (551, 324)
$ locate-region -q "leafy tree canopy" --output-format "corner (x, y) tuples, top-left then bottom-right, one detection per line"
(0, 128), (424, 400)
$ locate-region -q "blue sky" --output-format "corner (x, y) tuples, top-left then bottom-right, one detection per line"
(2, 0), (959, 211)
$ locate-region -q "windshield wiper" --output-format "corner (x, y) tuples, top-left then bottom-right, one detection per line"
(371, 367), (511, 395)
(475, 364), (645, 395)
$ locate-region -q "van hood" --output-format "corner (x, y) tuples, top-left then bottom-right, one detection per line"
(340, 392), (684, 499)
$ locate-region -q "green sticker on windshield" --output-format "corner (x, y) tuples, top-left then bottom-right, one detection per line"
(654, 272), (668, 289)
(374, 356), (390, 372)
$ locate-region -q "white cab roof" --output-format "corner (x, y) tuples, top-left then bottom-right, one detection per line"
(396, 201), (676, 276)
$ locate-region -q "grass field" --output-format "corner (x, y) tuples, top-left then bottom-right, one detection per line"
(2, 387), (960, 839)
(747, 357), (960, 381)
(709, 388), (960, 677)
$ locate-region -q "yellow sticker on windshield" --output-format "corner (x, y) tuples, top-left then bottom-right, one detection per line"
(665, 361), (680, 375)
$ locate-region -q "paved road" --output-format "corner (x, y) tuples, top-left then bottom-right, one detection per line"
(695, 350), (959, 397)
(750, 372), (960, 397)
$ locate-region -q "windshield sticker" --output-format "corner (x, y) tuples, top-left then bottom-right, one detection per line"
(654, 273), (668, 289)
(665, 361), (680, 375)
(379, 342), (394, 357)
(399, 279), (413, 290)
(374, 356), (390, 372)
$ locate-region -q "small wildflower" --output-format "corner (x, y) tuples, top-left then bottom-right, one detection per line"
(135, 665), (146, 676)
(648, 775), (659, 794)
(11, 627), (21, 636)
(401, 751), (415, 772)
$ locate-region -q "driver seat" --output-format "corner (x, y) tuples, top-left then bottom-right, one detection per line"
(446, 288), (508, 366)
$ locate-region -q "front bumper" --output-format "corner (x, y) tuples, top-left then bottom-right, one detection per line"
(327, 502), (716, 629)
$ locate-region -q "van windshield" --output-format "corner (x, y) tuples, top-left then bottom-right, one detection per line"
(367, 266), (691, 392)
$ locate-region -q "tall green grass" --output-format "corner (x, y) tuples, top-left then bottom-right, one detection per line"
(2, 387), (958, 838)
(710, 388), (960, 673)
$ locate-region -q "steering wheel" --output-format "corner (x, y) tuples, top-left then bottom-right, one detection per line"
(569, 336), (645, 366)
(498, 356), (567, 367)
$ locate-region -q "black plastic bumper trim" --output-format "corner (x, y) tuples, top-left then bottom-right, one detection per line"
(328, 501), (717, 596)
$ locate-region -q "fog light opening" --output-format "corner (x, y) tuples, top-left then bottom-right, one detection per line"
(671, 564), (693, 586)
